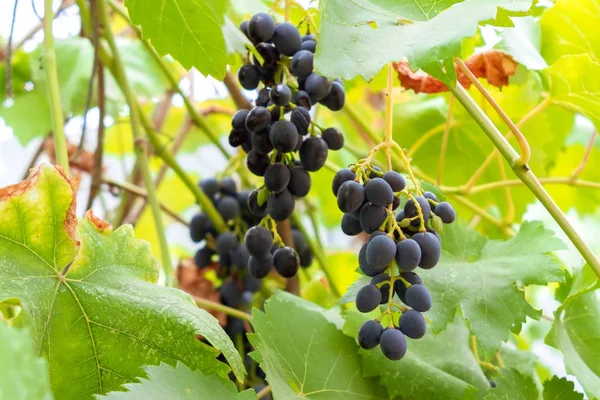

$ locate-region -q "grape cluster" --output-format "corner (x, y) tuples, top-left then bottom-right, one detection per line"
(332, 163), (456, 360)
(230, 12), (346, 227)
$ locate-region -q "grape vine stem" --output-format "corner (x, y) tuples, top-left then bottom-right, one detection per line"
(97, 0), (175, 286)
(192, 296), (251, 322)
(448, 59), (600, 279)
(43, 0), (70, 175)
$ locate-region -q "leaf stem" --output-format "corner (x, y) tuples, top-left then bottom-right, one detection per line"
(569, 130), (596, 181)
(447, 72), (600, 279)
(437, 96), (454, 185)
(192, 296), (251, 321)
(97, 0), (175, 286)
(256, 385), (272, 399)
(43, 0), (70, 175)
(384, 62), (394, 170)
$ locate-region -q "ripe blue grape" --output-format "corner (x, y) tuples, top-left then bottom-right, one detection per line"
(341, 213), (363, 236)
(269, 120), (299, 153)
(267, 189), (295, 221)
(356, 284), (382, 313)
(365, 178), (394, 207)
(366, 235), (396, 270)
(287, 166), (311, 197)
(270, 83), (292, 106)
(304, 73), (332, 102)
(382, 171), (405, 192)
(371, 274), (391, 304)
(411, 232), (441, 269)
(321, 127), (344, 150)
(434, 201), (456, 223)
(273, 246), (300, 278)
(379, 329), (407, 360)
(358, 320), (383, 349)
(332, 168), (356, 196)
(395, 238), (422, 271)
(264, 163), (291, 193)
(404, 196), (431, 224)
(336, 180), (365, 213)
(300, 137), (328, 171)
(194, 247), (213, 269)
(404, 284), (432, 312)
(238, 65), (260, 90)
(320, 81), (345, 111)
(399, 310), (427, 339)
(245, 106), (271, 133)
(359, 203), (386, 234)
(248, 13), (276, 43)
(245, 226), (273, 257)
(248, 189), (267, 218)
(290, 50), (314, 78)
(248, 253), (274, 278)
(217, 196), (241, 221)
(394, 272), (422, 303)
(190, 213), (209, 242)
(271, 22), (301, 56)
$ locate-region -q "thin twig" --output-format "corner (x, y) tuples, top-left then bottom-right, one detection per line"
(21, 138), (47, 179)
(102, 177), (189, 226)
(445, 176), (600, 194)
(570, 130), (596, 181)
(43, 0), (70, 175)
(193, 296), (251, 321)
(256, 385), (272, 399)
(5, 0), (19, 99)
(86, 61), (105, 211)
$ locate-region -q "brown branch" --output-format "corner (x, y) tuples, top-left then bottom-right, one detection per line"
(570, 130), (596, 180)
(223, 71), (252, 110)
(86, 59), (105, 211)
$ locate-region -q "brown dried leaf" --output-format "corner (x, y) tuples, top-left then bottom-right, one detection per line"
(44, 137), (97, 174)
(394, 50), (518, 94)
(177, 259), (226, 326)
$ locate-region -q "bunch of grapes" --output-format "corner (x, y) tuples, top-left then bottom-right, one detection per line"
(332, 163), (456, 360)
(228, 12), (345, 244)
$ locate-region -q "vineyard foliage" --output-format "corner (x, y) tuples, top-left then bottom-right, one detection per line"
(0, 0), (599, 399)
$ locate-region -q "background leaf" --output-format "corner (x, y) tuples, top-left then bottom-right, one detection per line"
(0, 165), (243, 399)
(99, 363), (256, 399)
(0, 324), (53, 400)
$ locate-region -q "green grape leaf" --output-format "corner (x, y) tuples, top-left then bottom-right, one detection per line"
(483, 369), (538, 399)
(98, 363), (255, 399)
(545, 54), (600, 128)
(124, 0), (228, 79)
(540, 0), (600, 64)
(420, 221), (565, 356)
(0, 90), (53, 145)
(542, 376), (584, 400)
(0, 165), (244, 399)
(248, 292), (388, 399)
(0, 324), (53, 400)
(496, 16), (547, 70)
(315, 0), (532, 83)
(546, 266), (600, 397)
(344, 311), (489, 399)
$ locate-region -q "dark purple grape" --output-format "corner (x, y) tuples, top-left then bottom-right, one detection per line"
(217, 196), (241, 221)
(267, 189), (295, 221)
(380, 329), (407, 360)
(411, 232), (440, 269)
(304, 73), (332, 102)
(404, 196), (431, 224)
(270, 83), (292, 106)
(290, 50), (314, 78)
(341, 213), (363, 236)
(395, 238), (421, 272)
(273, 246), (300, 277)
(382, 171), (405, 192)
(356, 284), (382, 313)
(251, 131), (274, 155)
(220, 177), (237, 196)
(194, 247), (213, 268)
(321, 127), (344, 150)
(239, 20), (250, 40)
(264, 163), (291, 193)
(434, 202), (456, 223)
(220, 280), (243, 307)
(399, 310), (426, 339)
(358, 320), (383, 349)
(288, 166), (311, 197)
(291, 106), (311, 135)
(394, 272), (422, 303)
(255, 88), (270, 107)
(248, 13), (276, 43)
(216, 232), (238, 256)
(301, 33), (315, 42)
(365, 178), (394, 207)
(299, 137), (328, 171)
(229, 129), (248, 148)
(301, 39), (316, 53)
(404, 284), (432, 312)
(245, 106), (271, 133)
(245, 226), (273, 257)
(190, 213), (209, 242)
(336, 180), (365, 213)
(359, 203), (386, 234)
(292, 90), (312, 109)
(232, 109), (250, 130)
(320, 81), (345, 111)
(238, 64), (260, 90)
(423, 191), (438, 202)
(231, 244), (250, 269)
(199, 178), (220, 198)
(246, 151), (270, 176)
(269, 120), (299, 153)
(271, 22), (302, 56)
(332, 169), (356, 196)
(248, 253), (273, 278)
(366, 235), (396, 270)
